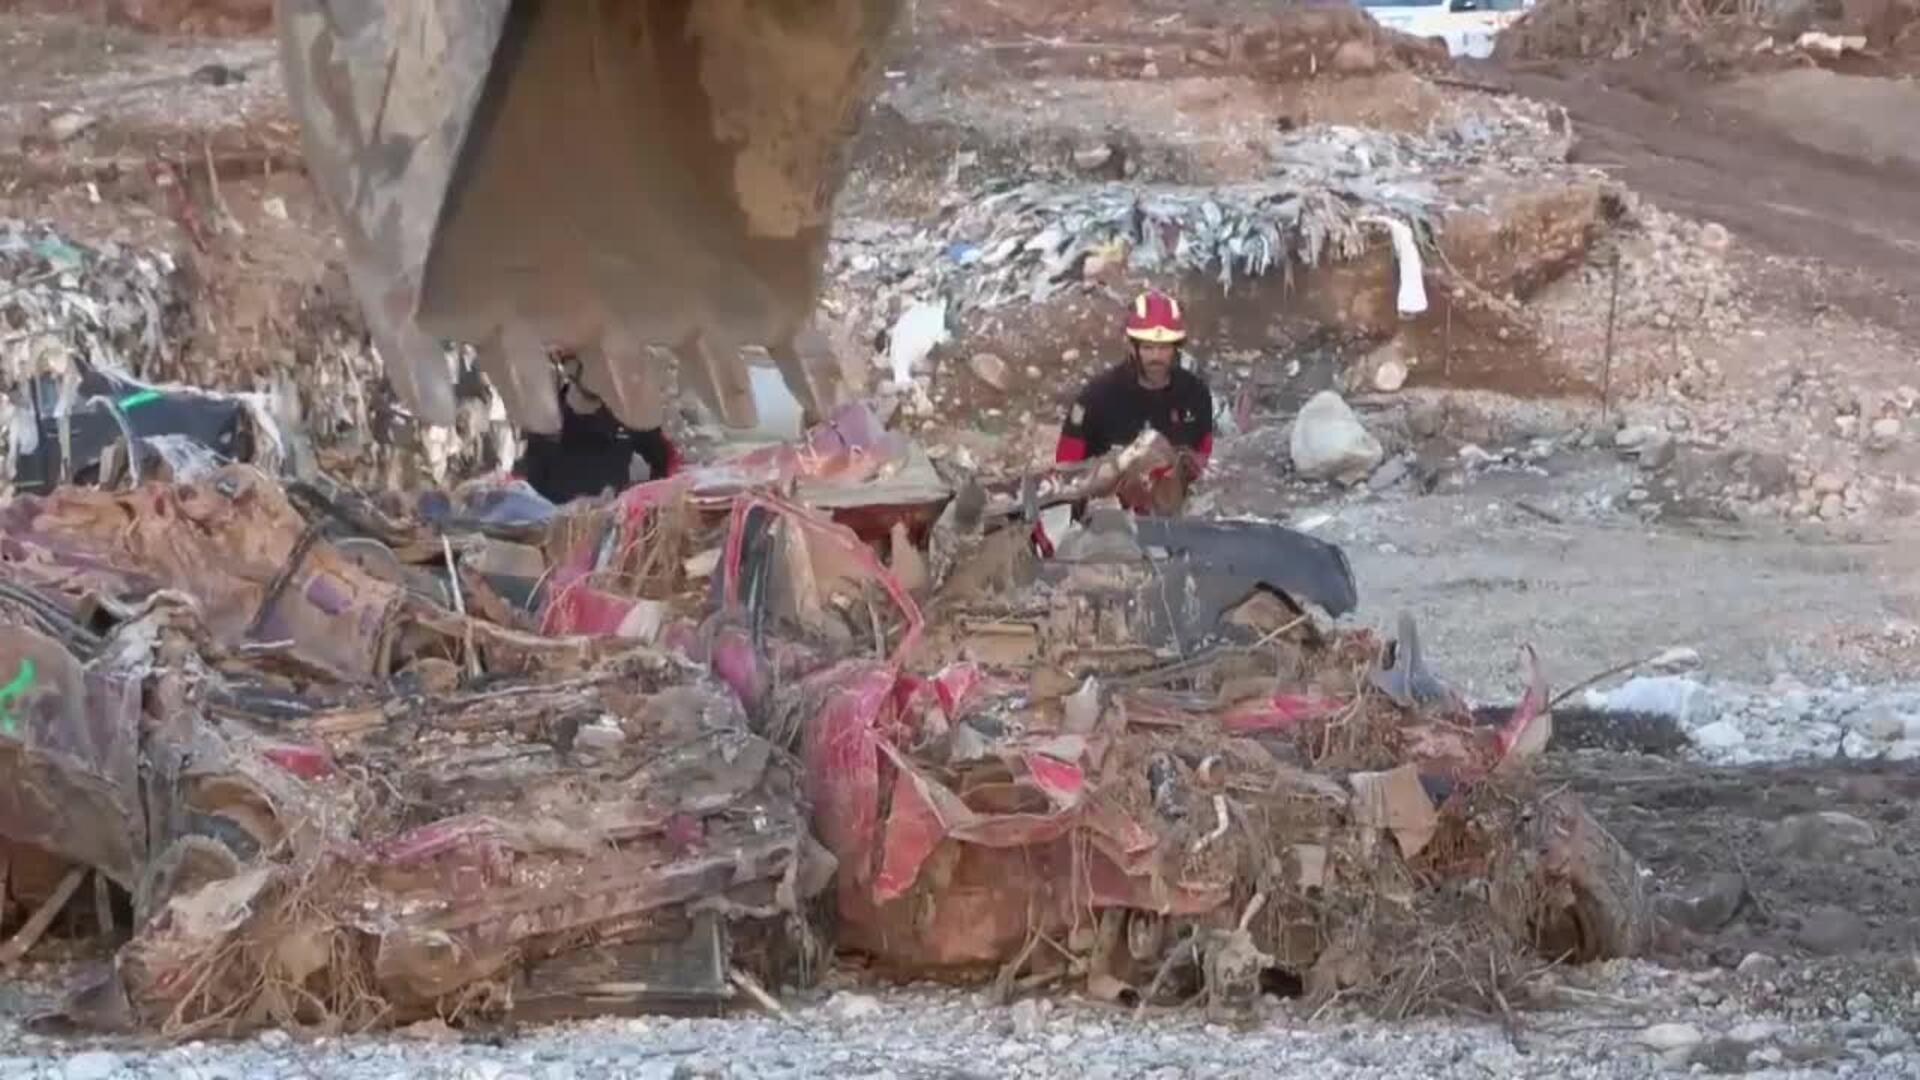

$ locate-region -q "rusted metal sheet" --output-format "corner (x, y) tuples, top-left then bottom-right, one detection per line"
(0, 624), (144, 892)
(0, 467), (402, 684)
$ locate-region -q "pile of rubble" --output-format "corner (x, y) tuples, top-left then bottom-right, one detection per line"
(827, 97), (1609, 448)
(0, 220), (186, 490)
(1499, 0), (1920, 68)
(0, 219), (519, 499)
(0, 400), (1652, 1038)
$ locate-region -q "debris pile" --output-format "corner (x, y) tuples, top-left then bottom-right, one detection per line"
(0, 221), (186, 490)
(0, 466), (828, 1035)
(1499, 0), (1920, 67)
(832, 106), (1573, 329)
(824, 101), (1619, 445)
(0, 406), (1650, 1037)
(0, 218), (520, 498)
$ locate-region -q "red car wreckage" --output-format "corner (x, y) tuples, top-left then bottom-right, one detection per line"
(0, 405), (1649, 1036)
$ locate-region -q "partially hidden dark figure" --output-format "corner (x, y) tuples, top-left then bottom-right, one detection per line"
(512, 350), (682, 504)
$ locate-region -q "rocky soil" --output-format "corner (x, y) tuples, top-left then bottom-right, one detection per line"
(2, 960), (1918, 1080)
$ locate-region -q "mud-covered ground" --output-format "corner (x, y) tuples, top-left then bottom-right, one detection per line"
(1556, 753), (1920, 966)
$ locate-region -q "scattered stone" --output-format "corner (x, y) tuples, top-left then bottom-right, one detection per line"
(401, 1017), (460, 1041)
(257, 1029), (291, 1049)
(1812, 471), (1849, 496)
(1367, 455), (1411, 491)
(1847, 705), (1911, 743)
(1289, 391), (1383, 485)
(969, 352), (1010, 391)
(1869, 416), (1902, 449)
(1638, 1022), (1704, 1053)
(633, 1060), (685, 1080)
(1637, 429), (1677, 470)
(1767, 811), (1878, 859)
(1728, 1019), (1784, 1044)
(46, 111), (98, 143)
(1819, 494), (1846, 519)
(1797, 905), (1868, 955)
(1691, 719), (1746, 751)
(1871, 1026), (1911, 1051)
(1330, 39), (1379, 74)
(1372, 358), (1408, 393)
(1615, 424), (1655, 450)
(62, 1051), (123, 1080)
(1009, 997), (1048, 1039)
(1736, 952), (1781, 979)
(826, 992), (886, 1022)
(1648, 647), (1701, 673)
(191, 62), (248, 86)
(1406, 399), (1445, 439)
(1071, 144), (1115, 171)
(1659, 872), (1748, 933)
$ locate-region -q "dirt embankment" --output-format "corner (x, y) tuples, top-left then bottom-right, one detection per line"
(1496, 60), (1920, 338)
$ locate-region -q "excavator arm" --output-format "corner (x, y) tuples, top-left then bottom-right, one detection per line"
(276, 0), (900, 434)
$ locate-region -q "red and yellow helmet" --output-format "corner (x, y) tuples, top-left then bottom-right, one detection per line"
(1124, 289), (1186, 344)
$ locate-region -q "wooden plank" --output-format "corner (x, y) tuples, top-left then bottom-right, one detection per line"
(0, 866), (84, 966)
(93, 870), (115, 938)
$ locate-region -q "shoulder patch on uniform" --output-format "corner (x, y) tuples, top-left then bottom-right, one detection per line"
(1069, 403), (1085, 424)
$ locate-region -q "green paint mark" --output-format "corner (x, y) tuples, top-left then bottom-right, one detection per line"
(0, 657), (35, 736)
(117, 389), (162, 410)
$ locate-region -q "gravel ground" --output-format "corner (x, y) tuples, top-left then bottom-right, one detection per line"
(1581, 675), (1920, 764)
(1207, 434), (1920, 700)
(3, 961), (1918, 1080)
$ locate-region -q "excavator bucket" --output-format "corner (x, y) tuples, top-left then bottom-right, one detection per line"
(275, 0), (900, 434)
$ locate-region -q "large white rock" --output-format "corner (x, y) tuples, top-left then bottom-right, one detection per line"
(1290, 391), (1383, 484)
(1692, 719), (1748, 751)
(62, 1052), (123, 1080)
(1638, 1023), (1704, 1053)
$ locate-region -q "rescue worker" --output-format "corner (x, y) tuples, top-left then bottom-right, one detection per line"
(1055, 289), (1213, 511)
(513, 349), (683, 504)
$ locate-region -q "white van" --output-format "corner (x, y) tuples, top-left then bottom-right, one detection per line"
(1356, 0), (1534, 60)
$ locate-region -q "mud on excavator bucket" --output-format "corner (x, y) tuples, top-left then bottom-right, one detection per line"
(276, 0), (900, 435)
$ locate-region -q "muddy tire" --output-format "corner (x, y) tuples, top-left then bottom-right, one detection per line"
(1528, 793), (1653, 962)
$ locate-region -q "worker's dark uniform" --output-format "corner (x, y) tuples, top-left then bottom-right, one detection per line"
(514, 389), (681, 504)
(1056, 361), (1214, 468)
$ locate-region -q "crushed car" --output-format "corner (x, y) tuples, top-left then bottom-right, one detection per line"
(0, 404), (1648, 1037)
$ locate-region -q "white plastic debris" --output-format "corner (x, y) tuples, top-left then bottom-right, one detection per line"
(1370, 216), (1429, 318)
(887, 300), (949, 385)
(1064, 677), (1102, 735)
(1796, 31), (1866, 58)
